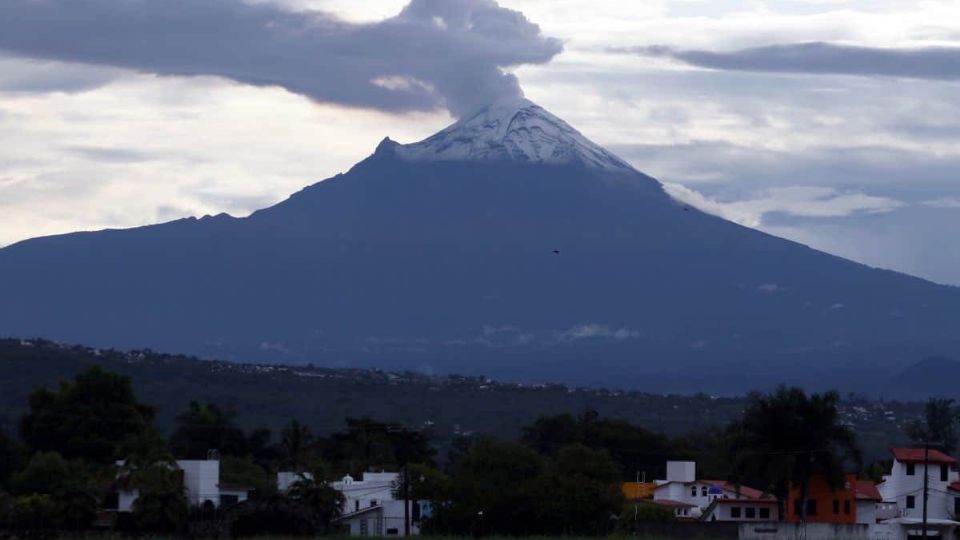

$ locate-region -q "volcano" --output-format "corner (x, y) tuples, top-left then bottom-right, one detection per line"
(1, 98), (958, 393)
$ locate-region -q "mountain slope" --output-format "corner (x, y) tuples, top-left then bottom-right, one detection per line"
(1, 99), (958, 392)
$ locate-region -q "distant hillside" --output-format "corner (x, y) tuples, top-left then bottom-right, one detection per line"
(883, 356), (960, 401)
(0, 338), (920, 462)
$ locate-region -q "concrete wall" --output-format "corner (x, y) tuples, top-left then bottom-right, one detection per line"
(632, 522), (738, 540)
(856, 500), (877, 525)
(712, 502), (779, 522)
(739, 522), (872, 540)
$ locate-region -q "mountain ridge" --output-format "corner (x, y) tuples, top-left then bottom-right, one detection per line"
(1, 99), (958, 392)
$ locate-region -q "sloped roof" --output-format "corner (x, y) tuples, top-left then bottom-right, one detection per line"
(702, 480), (774, 501)
(855, 480), (882, 501)
(891, 448), (956, 465)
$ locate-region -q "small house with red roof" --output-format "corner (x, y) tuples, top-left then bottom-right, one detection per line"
(784, 474), (883, 525)
(878, 447), (960, 523)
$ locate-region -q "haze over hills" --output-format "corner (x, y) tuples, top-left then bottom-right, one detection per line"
(1, 98), (958, 393)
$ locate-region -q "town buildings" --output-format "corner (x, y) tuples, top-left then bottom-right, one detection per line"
(104, 458), (252, 519)
(650, 461), (780, 522)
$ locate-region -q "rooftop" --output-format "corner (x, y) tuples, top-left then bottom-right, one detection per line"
(891, 448), (956, 465)
(855, 480), (882, 501)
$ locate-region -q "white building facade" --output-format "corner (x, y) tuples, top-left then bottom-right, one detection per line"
(111, 459), (251, 512)
(331, 472), (423, 537)
(652, 461), (780, 522)
(877, 448), (960, 521)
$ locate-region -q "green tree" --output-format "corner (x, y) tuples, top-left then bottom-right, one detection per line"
(247, 427), (281, 468)
(532, 444), (624, 535)
(221, 455), (276, 498)
(288, 465), (344, 527)
(399, 463), (452, 503)
(169, 402), (248, 458)
(522, 411), (678, 479)
(320, 418), (435, 475)
(0, 431), (21, 489)
(446, 438), (542, 535)
(129, 462), (190, 533)
(907, 398), (959, 454)
(9, 493), (57, 530)
(734, 386), (862, 522)
(19, 366), (158, 464)
(622, 501), (676, 529)
(10, 452), (99, 529)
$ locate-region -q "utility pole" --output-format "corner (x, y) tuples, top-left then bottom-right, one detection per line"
(922, 442), (930, 540)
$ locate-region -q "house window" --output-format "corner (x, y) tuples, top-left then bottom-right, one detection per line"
(386, 528), (399, 535)
(806, 499), (817, 516)
(370, 500), (378, 507)
(730, 507), (742, 518)
(692, 486), (698, 497)
(746, 507), (756, 519)
(907, 463), (916, 476)
(760, 507), (771, 520)
(844, 500), (851, 515)
(360, 519), (368, 536)
(954, 497), (960, 515)
(220, 494), (239, 507)
(702, 486), (708, 497)
(907, 495), (916, 509)
(942, 464), (949, 482)
(794, 500), (802, 516)
(833, 500), (840, 515)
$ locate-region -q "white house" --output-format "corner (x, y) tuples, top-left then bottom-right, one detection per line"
(330, 472), (424, 536)
(652, 461), (779, 522)
(878, 448), (960, 521)
(109, 459), (252, 513)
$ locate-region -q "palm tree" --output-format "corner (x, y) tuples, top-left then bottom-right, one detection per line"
(288, 466), (344, 532)
(734, 386), (862, 522)
(281, 420), (314, 471)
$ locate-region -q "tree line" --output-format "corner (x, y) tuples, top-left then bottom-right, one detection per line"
(0, 365), (956, 536)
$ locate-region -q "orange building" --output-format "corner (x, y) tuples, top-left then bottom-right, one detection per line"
(622, 481), (656, 501)
(785, 474), (860, 524)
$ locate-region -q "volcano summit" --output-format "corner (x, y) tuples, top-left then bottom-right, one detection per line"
(1, 99), (958, 393)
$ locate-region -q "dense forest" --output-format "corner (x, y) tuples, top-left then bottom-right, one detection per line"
(0, 338), (922, 463)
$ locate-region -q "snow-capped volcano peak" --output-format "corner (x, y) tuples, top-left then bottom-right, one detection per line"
(391, 97), (634, 172)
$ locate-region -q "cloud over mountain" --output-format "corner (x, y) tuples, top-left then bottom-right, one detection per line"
(632, 42), (960, 81)
(0, 0), (561, 117)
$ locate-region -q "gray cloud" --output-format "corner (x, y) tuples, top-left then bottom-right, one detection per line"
(66, 146), (158, 164)
(632, 42), (960, 81)
(0, 0), (561, 117)
(0, 56), (122, 94)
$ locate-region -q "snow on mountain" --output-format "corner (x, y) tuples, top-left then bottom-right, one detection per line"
(392, 97), (634, 172)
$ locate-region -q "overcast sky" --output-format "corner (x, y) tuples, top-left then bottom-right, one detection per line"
(2, 0), (960, 285)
